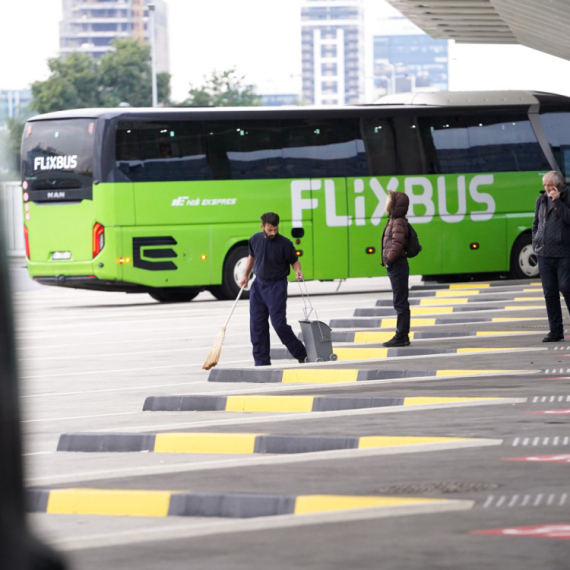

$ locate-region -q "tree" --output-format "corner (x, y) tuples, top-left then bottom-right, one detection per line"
(99, 38), (170, 107)
(31, 52), (100, 114)
(30, 38), (171, 113)
(185, 68), (261, 107)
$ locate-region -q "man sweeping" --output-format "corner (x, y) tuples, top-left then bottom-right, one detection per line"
(239, 212), (308, 366)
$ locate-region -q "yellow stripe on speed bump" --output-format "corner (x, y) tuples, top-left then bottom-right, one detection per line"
(357, 436), (472, 448)
(282, 369), (359, 384)
(332, 347), (527, 361)
(293, 495), (441, 515)
(47, 489), (171, 517)
(419, 298), (470, 305)
(35, 488), (450, 518)
(154, 433), (258, 454)
(226, 395), (315, 412)
(450, 283), (490, 289)
(403, 397), (497, 406)
(333, 348), (389, 360)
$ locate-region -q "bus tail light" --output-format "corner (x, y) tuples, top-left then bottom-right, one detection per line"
(24, 226), (30, 259)
(92, 222), (105, 258)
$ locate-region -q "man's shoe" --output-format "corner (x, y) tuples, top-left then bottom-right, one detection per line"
(382, 335), (411, 347)
(298, 357), (308, 363)
(542, 331), (565, 342)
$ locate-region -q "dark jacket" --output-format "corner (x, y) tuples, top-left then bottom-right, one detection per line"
(381, 192), (410, 266)
(532, 185), (570, 257)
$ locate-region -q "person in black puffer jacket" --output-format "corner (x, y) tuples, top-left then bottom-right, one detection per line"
(532, 170), (570, 342)
(381, 190), (411, 347)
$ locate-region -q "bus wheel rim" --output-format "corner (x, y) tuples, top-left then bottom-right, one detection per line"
(519, 244), (539, 277)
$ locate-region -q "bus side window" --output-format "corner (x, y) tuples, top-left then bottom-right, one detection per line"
(359, 118), (398, 175)
(393, 116), (427, 175)
(420, 113), (550, 174)
(116, 121), (211, 182)
(204, 121), (284, 180)
(539, 110), (570, 180)
(281, 119), (362, 178)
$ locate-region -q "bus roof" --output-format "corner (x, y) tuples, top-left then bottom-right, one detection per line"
(26, 90), (570, 122)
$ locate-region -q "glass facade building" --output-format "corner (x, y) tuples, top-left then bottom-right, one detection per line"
(301, 0), (365, 105)
(373, 17), (448, 96)
(59, 0), (169, 72)
(0, 90), (32, 127)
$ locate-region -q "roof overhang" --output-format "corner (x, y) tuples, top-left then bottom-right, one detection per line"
(385, 0), (570, 61)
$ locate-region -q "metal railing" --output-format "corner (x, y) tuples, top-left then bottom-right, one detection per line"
(0, 182), (24, 257)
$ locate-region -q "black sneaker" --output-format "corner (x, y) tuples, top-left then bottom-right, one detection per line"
(383, 335), (411, 347)
(542, 331), (565, 343)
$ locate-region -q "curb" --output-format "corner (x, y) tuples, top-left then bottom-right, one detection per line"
(330, 316), (544, 328)
(142, 394), (500, 412)
(27, 488), (446, 518)
(207, 368), (515, 384)
(57, 432), (474, 454)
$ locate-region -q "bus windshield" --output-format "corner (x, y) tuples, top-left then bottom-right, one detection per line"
(21, 119), (95, 202)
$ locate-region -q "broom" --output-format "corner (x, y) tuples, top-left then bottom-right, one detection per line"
(202, 284), (247, 370)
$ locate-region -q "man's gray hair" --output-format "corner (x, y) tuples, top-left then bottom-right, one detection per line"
(543, 170), (564, 185)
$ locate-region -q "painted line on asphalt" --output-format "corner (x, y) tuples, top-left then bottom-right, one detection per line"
(353, 305), (545, 318)
(329, 316), (545, 329)
(56, 432), (477, 455)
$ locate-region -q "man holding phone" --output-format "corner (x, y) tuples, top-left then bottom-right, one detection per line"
(532, 170), (570, 342)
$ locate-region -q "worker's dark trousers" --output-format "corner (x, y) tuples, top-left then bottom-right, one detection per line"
(538, 256), (570, 335)
(386, 258), (410, 336)
(250, 278), (307, 366)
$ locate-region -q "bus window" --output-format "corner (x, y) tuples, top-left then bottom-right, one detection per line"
(281, 119), (363, 178)
(420, 113), (550, 174)
(359, 118), (398, 175)
(203, 120), (283, 180)
(539, 111), (570, 179)
(116, 120), (211, 182)
(21, 119), (94, 202)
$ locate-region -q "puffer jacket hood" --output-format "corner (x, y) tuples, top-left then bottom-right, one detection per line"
(388, 191), (409, 219)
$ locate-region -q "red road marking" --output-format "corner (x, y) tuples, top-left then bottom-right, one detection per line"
(525, 409), (570, 414)
(503, 454), (570, 463)
(471, 524), (570, 540)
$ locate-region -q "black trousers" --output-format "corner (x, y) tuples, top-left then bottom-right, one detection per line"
(249, 278), (307, 366)
(537, 256), (570, 334)
(386, 258), (410, 335)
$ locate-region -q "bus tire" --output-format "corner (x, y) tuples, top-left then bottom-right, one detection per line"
(211, 245), (251, 300)
(510, 233), (539, 279)
(149, 289), (200, 303)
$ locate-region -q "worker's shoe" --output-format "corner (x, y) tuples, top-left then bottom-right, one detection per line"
(383, 334), (411, 347)
(298, 356), (308, 363)
(542, 330), (565, 342)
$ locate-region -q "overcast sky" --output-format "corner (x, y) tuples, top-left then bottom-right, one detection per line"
(2, 0), (570, 103)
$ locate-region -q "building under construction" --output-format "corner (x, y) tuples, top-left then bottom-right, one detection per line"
(59, 0), (169, 73)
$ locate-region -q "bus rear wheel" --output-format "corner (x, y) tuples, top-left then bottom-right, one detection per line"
(149, 289), (201, 303)
(209, 246), (251, 300)
(510, 234), (539, 279)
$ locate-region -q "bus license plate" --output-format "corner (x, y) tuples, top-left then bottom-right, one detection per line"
(52, 252), (72, 260)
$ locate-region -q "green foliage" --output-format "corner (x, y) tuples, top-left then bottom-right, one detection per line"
(30, 38), (171, 112)
(185, 68), (261, 107)
(31, 52), (100, 114)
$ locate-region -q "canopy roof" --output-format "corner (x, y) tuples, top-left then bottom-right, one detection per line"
(385, 0), (570, 61)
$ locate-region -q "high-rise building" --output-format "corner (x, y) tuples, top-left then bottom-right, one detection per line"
(373, 16), (448, 97)
(59, 0), (169, 73)
(301, 0), (365, 105)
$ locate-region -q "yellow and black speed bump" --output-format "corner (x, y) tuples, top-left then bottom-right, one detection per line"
(207, 368), (511, 384)
(353, 304), (543, 317)
(375, 296), (540, 307)
(142, 394), (499, 412)
(329, 330), (530, 342)
(330, 316), (543, 328)
(408, 287), (541, 298)
(57, 432), (474, 454)
(27, 488), (449, 518)
(270, 346), (526, 361)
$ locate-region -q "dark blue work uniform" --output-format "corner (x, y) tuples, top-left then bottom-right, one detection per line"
(248, 232), (307, 366)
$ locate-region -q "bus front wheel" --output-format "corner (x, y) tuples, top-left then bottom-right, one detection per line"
(510, 234), (539, 279)
(209, 246), (251, 300)
(149, 289), (201, 303)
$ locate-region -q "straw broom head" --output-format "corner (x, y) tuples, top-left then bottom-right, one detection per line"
(202, 327), (226, 370)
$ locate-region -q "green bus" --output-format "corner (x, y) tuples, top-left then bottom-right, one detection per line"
(20, 90), (570, 302)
